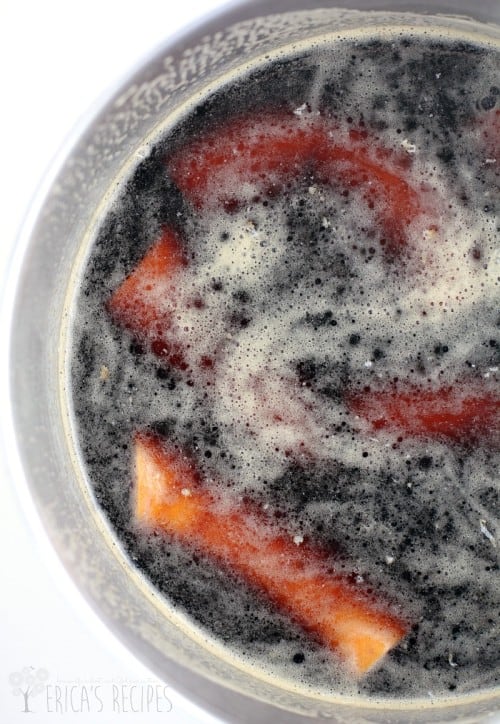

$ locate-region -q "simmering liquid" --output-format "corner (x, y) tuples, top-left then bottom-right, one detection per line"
(69, 25), (499, 701)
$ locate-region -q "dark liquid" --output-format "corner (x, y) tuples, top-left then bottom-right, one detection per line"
(70, 29), (499, 700)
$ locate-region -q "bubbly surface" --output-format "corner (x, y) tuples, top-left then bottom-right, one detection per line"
(70, 30), (499, 700)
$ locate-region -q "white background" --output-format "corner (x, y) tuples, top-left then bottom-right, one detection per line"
(1, 2), (499, 723)
(0, 1), (231, 722)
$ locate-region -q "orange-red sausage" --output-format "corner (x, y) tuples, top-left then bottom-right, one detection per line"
(134, 432), (408, 675)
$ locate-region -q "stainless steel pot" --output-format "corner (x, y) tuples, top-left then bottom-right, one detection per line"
(4, 2), (499, 721)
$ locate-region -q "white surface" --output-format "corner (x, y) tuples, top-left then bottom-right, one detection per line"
(0, 1), (229, 722)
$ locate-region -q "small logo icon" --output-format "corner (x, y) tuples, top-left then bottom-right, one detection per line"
(9, 667), (49, 713)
